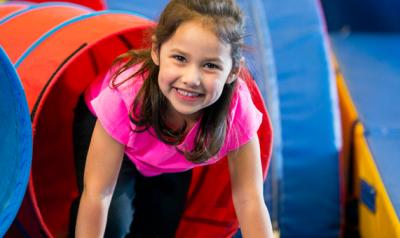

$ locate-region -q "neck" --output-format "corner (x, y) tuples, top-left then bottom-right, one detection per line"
(164, 106), (199, 132)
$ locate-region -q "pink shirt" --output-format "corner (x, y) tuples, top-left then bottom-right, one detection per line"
(85, 66), (262, 176)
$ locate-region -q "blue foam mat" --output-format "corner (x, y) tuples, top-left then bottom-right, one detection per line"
(0, 47), (32, 237)
(264, 0), (342, 237)
(331, 33), (400, 218)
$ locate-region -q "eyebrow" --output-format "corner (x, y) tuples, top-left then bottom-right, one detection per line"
(204, 57), (224, 64)
(170, 48), (188, 56)
(170, 48), (224, 64)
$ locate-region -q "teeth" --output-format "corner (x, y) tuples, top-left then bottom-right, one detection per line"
(176, 88), (200, 97)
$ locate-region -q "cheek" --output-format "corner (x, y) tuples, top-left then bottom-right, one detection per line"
(159, 63), (177, 79)
(158, 67), (173, 86)
(157, 70), (170, 94)
(207, 79), (226, 99)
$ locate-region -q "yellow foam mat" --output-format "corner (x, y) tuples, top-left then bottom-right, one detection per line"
(336, 64), (400, 237)
(354, 124), (400, 238)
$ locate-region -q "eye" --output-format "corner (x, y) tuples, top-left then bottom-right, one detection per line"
(204, 63), (220, 70)
(173, 55), (186, 62)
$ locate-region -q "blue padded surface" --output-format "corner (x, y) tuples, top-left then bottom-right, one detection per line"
(0, 47), (32, 237)
(331, 33), (400, 218)
(264, 0), (342, 237)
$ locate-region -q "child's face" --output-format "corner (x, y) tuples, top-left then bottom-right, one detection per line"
(152, 20), (235, 123)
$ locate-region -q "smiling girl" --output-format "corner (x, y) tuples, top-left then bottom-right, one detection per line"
(74, 0), (273, 237)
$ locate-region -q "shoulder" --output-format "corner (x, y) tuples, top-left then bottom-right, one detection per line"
(89, 64), (145, 145)
(92, 64), (145, 115)
(110, 64), (145, 101)
(228, 78), (262, 122)
(224, 77), (263, 152)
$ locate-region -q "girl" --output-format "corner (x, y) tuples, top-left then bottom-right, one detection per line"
(75, 0), (273, 237)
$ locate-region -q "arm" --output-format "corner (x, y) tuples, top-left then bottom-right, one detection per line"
(228, 135), (273, 238)
(75, 120), (125, 238)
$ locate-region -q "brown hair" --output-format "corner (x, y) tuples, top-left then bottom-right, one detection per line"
(112, 0), (245, 163)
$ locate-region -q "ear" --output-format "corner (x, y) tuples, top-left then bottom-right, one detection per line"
(151, 36), (160, 66)
(226, 72), (237, 84)
(226, 57), (245, 84)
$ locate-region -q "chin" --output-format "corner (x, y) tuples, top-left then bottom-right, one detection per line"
(178, 108), (202, 119)
(179, 110), (199, 117)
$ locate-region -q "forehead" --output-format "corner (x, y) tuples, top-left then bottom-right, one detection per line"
(163, 20), (232, 59)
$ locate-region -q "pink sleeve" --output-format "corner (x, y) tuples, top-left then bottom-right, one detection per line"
(89, 68), (141, 146)
(224, 79), (263, 152)
(90, 85), (132, 145)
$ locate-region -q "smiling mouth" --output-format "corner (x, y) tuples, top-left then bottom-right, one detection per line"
(175, 88), (203, 97)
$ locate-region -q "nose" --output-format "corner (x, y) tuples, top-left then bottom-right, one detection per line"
(182, 65), (201, 87)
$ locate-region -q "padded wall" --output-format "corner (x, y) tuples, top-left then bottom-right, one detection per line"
(263, 0), (342, 237)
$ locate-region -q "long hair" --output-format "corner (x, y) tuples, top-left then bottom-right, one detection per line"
(112, 0), (245, 163)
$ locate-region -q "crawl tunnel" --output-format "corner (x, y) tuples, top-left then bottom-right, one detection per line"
(0, 47), (32, 238)
(1, 3), (153, 237)
(1, 2), (273, 238)
(8, 0), (106, 11)
(0, 2), (29, 19)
